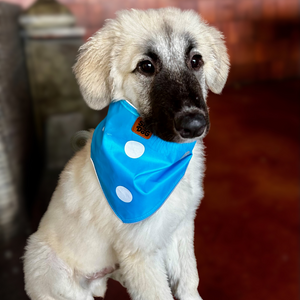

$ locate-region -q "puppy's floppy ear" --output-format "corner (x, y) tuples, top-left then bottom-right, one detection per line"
(203, 26), (230, 94)
(73, 20), (116, 110)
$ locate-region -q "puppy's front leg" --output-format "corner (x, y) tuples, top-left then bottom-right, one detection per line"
(165, 219), (203, 300)
(118, 250), (174, 300)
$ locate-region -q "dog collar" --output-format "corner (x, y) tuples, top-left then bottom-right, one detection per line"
(91, 100), (196, 223)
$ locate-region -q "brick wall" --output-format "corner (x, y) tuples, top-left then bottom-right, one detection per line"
(3, 0), (300, 83)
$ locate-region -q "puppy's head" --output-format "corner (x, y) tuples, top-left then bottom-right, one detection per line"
(74, 8), (230, 142)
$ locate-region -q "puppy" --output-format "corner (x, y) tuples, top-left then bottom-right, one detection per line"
(24, 8), (229, 300)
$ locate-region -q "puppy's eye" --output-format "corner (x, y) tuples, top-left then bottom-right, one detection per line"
(190, 55), (203, 71)
(138, 60), (155, 76)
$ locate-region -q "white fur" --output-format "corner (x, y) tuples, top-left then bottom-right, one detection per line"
(24, 8), (229, 300)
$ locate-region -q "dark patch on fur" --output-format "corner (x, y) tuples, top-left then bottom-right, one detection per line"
(145, 51), (159, 62)
(140, 26), (208, 142)
(142, 42), (162, 72)
(143, 68), (210, 142)
(162, 21), (173, 39)
(184, 33), (198, 58)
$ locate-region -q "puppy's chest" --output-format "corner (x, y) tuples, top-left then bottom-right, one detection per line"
(160, 152), (203, 224)
(159, 165), (202, 223)
(129, 153), (204, 249)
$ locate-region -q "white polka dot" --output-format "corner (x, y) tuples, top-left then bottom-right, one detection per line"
(116, 186), (133, 203)
(124, 141), (145, 159)
(102, 126), (105, 131)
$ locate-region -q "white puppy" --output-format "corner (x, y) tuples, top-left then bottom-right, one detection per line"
(24, 8), (229, 300)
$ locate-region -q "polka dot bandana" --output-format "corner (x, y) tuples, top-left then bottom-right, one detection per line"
(91, 100), (196, 223)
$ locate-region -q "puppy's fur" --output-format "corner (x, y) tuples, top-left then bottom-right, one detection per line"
(24, 8), (229, 300)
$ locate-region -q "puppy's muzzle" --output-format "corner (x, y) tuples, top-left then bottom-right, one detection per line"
(175, 112), (207, 139)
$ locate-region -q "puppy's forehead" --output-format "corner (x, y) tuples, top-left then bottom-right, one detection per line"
(146, 23), (197, 66)
(114, 9), (205, 72)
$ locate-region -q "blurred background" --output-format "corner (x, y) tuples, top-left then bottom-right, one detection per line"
(0, 0), (299, 299)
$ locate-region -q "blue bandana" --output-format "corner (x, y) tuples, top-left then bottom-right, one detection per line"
(91, 100), (196, 223)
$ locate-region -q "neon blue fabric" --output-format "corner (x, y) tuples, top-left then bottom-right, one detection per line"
(91, 100), (196, 223)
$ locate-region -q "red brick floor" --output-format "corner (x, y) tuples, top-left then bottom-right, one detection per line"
(0, 79), (298, 300)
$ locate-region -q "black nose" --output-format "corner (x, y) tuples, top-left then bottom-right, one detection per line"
(175, 113), (207, 139)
